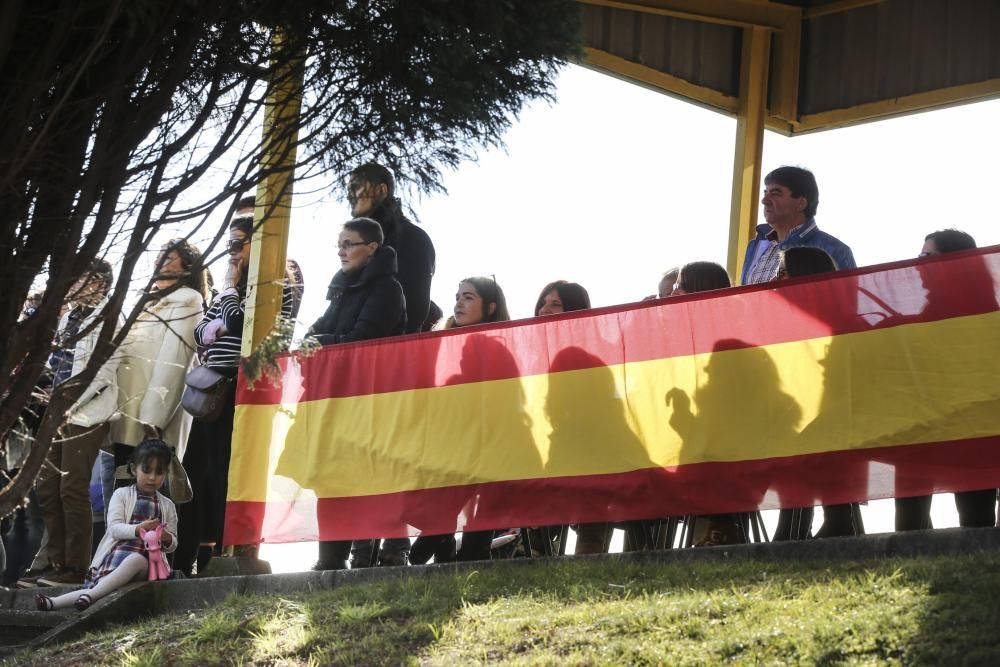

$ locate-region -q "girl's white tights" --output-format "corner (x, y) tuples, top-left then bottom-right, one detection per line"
(46, 553), (148, 610)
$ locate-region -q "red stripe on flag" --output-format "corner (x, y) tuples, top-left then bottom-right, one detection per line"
(238, 247), (1000, 405)
(225, 435), (1000, 544)
(238, 248), (1000, 405)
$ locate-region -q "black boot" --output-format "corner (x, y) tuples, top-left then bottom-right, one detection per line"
(314, 540), (351, 570)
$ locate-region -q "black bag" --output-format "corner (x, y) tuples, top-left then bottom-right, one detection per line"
(181, 365), (234, 422)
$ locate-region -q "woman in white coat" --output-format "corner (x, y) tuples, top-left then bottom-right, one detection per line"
(111, 239), (206, 486)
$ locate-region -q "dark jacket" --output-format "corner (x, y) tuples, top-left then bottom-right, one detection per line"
(308, 246), (406, 345)
(368, 197), (435, 333)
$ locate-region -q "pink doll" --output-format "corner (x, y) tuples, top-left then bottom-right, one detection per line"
(141, 525), (172, 581)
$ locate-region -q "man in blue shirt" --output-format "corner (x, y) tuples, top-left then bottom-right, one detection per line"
(741, 166), (856, 285)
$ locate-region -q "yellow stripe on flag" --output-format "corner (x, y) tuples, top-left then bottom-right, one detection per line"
(229, 311), (1000, 502)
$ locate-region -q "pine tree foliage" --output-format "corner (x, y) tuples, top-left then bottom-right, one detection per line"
(0, 0), (580, 515)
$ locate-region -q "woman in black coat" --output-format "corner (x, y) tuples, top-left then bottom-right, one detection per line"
(308, 217), (406, 344)
(307, 217), (406, 571)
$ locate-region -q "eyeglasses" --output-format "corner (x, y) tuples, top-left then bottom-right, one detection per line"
(338, 240), (372, 251)
(227, 238), (249, 254)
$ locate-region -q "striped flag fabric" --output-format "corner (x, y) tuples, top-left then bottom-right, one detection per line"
(225, 247), (1000, 545)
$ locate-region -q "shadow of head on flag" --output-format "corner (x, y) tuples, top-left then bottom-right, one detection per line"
(226, 247), (1000, 545)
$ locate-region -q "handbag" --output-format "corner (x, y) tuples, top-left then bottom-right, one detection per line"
(181, 365), (234, 422)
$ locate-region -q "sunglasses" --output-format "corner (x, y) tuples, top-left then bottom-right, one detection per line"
(227, 238), (249, 254)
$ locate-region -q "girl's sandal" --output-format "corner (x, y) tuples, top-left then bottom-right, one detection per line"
(74, 593), (93, 612)
(35, 594), (53, 611)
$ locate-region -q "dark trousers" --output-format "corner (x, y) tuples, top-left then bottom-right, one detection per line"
(409, 531), (493, 564)
(2, 487), (45, 585)
(174, 388), (236, 576)
(955, 489), (997, 527)
(773, 507), (815, 541)
(897, 491), (997, 531)
(35, 422), (109, 572)
(895, 495), (933, 531)
(349, 537), (411, 568)
(317, 539), (352, 569)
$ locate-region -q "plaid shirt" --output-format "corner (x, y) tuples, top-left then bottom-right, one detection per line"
(741, 219), (857, 285)
(745, 243), (783, 284)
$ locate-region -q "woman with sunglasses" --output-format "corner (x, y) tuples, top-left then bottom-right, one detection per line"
(173, 214), (297, 577)
(111, 239), (207, 488)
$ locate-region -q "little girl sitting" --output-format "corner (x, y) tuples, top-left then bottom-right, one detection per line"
(36, 439), (179, 611)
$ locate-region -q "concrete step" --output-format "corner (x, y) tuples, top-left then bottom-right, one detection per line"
(0, 609), (77, 649)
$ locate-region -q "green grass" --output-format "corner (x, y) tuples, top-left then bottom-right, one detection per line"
(9, 551), (1000, 666)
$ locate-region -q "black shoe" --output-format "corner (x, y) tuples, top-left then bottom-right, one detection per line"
(377, 550), (409, 567)
(311, 560), (348, 571)
(409, 535), (455, 565)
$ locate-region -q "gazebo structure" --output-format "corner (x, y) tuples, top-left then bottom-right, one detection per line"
(243, 0), (1000, 385)
(226, 0), (1000, 558)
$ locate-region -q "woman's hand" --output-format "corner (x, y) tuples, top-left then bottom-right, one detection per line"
(135, 518), (160, 538)
(160, 531), (173, 547)
(223, 254), (243, 290)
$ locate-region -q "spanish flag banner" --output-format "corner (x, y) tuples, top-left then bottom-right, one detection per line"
(226, 248), (1000, 545)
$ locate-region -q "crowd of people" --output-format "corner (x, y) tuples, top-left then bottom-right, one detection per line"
(5, 161), (995, 609)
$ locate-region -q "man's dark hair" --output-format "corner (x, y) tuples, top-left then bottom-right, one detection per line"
(534, 280), (591, 316)
(237, 195), (256, 212)
(781, 246), (837, 278)
(925, 229), (977, 254)
(350, 162), (395, 197)
(343, 217), (384, 245)
(89, 258), (114, 292)
(764, 166), (819, 219)
(677, 261), (731, 294)
(229, 214), (254, 236)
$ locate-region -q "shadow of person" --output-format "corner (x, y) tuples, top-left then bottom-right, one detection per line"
(783, 252), (1000, 538)
(410, 333), (544, 563)
(666, 338), (801, 545)
(770, 270), (869, 539)
(868, 252), (1000, 530)
(269, 330), (445, 569)
(544, 346), (657, 553)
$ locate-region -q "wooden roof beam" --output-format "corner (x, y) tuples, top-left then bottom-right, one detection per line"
(576, 0), (798, 31)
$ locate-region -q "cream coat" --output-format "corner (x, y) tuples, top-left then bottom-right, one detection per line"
(63, 297), (125, 428)
(111, 286), (203, 454)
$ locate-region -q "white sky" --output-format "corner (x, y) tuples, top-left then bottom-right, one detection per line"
(139, 64), (1000, 566)
(285, 65), (1000, 327)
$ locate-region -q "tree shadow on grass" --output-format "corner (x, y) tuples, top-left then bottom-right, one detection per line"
(15, 552), (1000, 666)
(901, 550), (1000, 665)
(277, 551), (1000, 665)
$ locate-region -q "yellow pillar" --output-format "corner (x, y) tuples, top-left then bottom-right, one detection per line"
(241, 42), (303, 357)
(226, 37), (302, 562)
(727, 26), (771, 283)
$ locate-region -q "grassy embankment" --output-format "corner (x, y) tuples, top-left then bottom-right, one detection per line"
(11, 550), (1000, 666)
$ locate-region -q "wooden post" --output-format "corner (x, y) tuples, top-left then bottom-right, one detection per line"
(242, 43), (302, 357)
(727, 26), (770, 284)
(223, 34), (302, 568)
